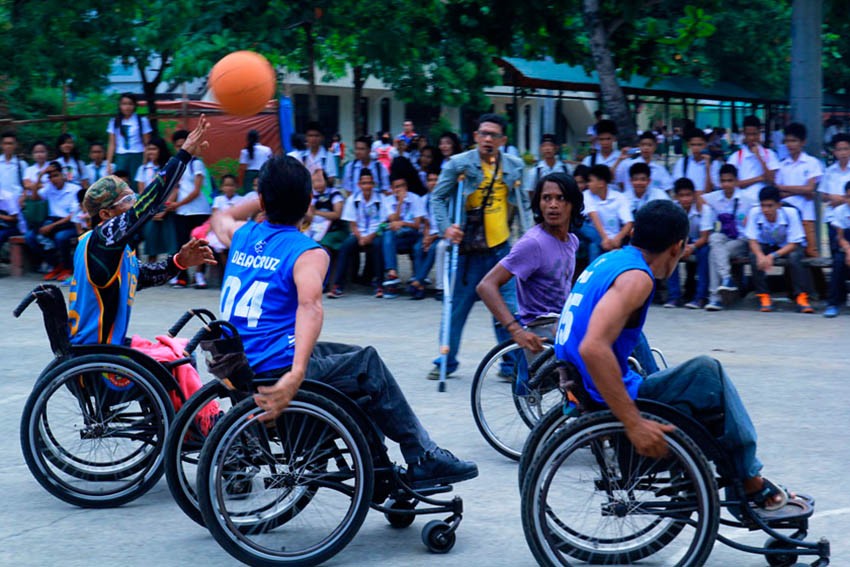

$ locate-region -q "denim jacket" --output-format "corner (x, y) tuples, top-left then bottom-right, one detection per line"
(432, 149), (532, 234)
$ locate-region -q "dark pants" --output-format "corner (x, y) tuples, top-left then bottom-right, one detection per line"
(829, 228), (850, 307)
(382, 227), (420, 274)
(432, 242), (517, 374)
(174, 214), (209, 281)
(335, 234), (383, 289)
(638, 355), (761, 480)
(750, 243), (810, 296)
(25, 218), (75, 269)
(296, 343), (436, 463)
(0, 226), (19, 248)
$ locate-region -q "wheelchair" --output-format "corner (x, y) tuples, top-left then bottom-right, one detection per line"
(166, 317), (467, 566)
(519, 359), (830, 567)
(13, 284), (213, 508)
(470, 317), (562, 460)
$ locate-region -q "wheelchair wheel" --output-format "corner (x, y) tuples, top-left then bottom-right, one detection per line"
(518, 402), (575, 491)
(20, 354), (173, 508)
(470, 339), (558, 460)
(197, 391), (374, 567)
(521, 410), (719, 566)
(164, 380), (242, 526)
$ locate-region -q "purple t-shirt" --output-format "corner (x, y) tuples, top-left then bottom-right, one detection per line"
(500, 224), (579, 325)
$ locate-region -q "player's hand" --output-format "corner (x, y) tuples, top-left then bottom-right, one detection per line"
(625, 417), (676, 459)
(182, 115), (210, 155)
(513, 329), (546, 353)
(757, 253), (773, 271)
(444, 224), (463, 244)
(176, 238), (217, 267)
(255, 370), (303, 421)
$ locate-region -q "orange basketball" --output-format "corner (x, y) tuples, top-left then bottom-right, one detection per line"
(208, 51), (276, 116)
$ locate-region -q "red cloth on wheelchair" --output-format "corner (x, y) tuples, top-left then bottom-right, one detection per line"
(131, 335), (220, 434)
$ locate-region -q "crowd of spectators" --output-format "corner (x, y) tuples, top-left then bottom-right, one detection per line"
(1, 96), (847, 318)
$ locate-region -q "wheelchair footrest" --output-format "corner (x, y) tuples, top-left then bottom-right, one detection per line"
(752, 493), (815, 526)
(414, 485), (454, 497)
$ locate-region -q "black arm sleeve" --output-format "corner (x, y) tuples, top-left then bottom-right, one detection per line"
(86, 151), (191, 287)
(137, 255), (180, 291)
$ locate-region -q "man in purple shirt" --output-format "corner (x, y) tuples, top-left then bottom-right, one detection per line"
(477, 172), (583, 353)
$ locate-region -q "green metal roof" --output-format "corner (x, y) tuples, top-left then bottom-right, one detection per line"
(497, 57), (768, 103)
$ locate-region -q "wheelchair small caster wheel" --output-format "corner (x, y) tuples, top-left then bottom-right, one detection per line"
(764, 537), (798, 567)
(384, 499), (416, 529)
(422, 520), (455, 553)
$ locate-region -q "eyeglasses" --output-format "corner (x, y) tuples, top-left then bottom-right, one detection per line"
(476, 130), (505, 140)
(109, 193), (137, 209)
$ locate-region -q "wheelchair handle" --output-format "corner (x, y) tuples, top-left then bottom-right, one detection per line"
(182, 319), (243, 357)
(183, 325), (213, 356)
(12, 291), (38, 318)
(166, 308), (218, 337)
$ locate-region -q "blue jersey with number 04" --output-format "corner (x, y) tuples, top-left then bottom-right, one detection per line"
(221, 221), (321, 373)
(554, 246), (655, 404)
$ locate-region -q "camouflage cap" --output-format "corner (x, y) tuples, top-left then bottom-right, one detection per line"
(83, 175), (130, 217)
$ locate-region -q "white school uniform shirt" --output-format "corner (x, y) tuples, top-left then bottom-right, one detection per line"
(341, 160), (390, 196)
(341, 191), (383, 236)
(134, 161), (159, 188)
(582, 188), (633, 239)
(0, 188), (21, 224)
(818, 161), (850, 223)
(617, 157), (674, 198)
(631, 187), (672, 211)
(307, 189), (345, 242)
(296, 147), (338, 179)
(727, 145), (780, 197)
(212, 194), (245, 212)
(702, 188), (753, 238)
(525, 159), (569, 192)
(38, 181), (81, 219)
(56, 156), (89, 185)
(671, 155), (721, 192)
(238, 144), (273, 170)
(774, 152), (823, 221)
(677, 202), (713, 242)
(831, 203), (850, 230)
(87, 161), (110, 183)
(581, 150), (619, 170)
(744, 204), (804, 246)
(381, 192), (424, 223)
(175, 159), (211, 216)
(421, 192), (440, 235)
(107, 115), (153, 154)
(0, 155), (27, 197)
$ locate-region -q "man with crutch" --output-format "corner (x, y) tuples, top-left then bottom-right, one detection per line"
(428, 114), (532, 384)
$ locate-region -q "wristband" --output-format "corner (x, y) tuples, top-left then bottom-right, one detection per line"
(507, 319), (521, 332)
(173, 253), (187, 271)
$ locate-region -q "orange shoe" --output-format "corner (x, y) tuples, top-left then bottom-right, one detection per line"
(796, 293), (814, 314)
(757, 294), (773, 312)
(42, 265), (64, 281)
(55, 269), (73, 282)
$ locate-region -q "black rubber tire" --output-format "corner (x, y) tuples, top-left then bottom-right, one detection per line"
(164, 380), (235, 526)
(517, 403), (572, 492)
(197, 392), (374, 567)
(20, 354), (173, 508)
(521, 410), (719, 566)
(421, 520), (456, 553)
(384, 498), (416, 529)
(765, 538), (799, 567)
(470, 339), (553, 460)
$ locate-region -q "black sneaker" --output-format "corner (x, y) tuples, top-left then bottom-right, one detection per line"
(407, 448), (478, 488)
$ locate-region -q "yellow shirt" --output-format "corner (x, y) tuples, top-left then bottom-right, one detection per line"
(467, 159), (509, 247)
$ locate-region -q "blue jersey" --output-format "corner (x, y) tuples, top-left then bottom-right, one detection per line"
(221, 221), (321, 373)
(554, 246), (655, 404)
(68, 231), (139, 345)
